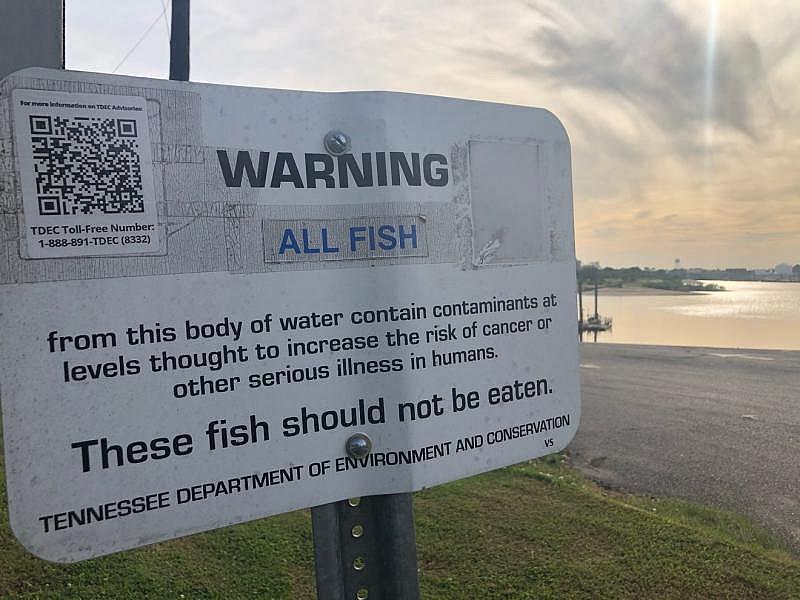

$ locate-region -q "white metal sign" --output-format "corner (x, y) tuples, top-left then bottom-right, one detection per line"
(0, 68), (579, 562)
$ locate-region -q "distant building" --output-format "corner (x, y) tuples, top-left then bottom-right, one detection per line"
(723, 268), (754, 281)
(754, 269), (773, 279)
(774, 263), (793, 276)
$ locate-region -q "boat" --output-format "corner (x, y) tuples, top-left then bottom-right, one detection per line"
(581, 314), (613, 332)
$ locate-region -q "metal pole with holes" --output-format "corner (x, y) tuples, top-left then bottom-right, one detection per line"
(312, 434), (421, 600)
(169, 0), (190, 81)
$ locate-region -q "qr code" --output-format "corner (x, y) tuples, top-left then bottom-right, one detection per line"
(28, 115), (145, 216)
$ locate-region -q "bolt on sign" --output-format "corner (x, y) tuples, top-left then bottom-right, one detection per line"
(0, 68), (580, 562)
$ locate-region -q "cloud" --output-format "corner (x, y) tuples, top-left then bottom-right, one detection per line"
(63, 0), (800, 268)
(470, 1), (775, 141)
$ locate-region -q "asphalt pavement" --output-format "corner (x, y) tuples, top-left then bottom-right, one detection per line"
(569, 342), (800, 552)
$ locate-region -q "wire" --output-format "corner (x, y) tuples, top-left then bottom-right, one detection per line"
(160, 0), (171, 41)
(112, 4), (169, 73)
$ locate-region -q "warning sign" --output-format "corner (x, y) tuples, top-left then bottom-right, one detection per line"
(0, 68), (579, 562)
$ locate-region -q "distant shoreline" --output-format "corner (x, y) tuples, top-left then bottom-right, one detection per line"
(584, 285), (708, 296)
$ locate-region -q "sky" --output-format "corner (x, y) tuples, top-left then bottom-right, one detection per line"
(65, 0), (800, 269)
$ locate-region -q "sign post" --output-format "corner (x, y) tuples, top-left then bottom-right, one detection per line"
(312, 494), (419, 600)
(0, 68), (579, 573)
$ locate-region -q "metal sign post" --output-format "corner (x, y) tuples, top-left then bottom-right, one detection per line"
(312, 433), (420, 599)
(312, 494), (420, 600)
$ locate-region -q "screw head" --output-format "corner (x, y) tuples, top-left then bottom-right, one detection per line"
(324, 130), (351, 155)
(346, 433), (372, 459)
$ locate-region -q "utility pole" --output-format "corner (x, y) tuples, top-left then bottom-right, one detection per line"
(0, 0), (64, 79)
(169, 0), (190, 81)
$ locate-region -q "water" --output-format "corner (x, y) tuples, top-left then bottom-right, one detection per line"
(579, 281), (800, 350)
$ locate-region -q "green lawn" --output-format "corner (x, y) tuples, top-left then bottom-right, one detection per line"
(1, 453), (798, 599)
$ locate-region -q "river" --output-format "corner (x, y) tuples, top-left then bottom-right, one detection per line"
(579, 280), (800, 351)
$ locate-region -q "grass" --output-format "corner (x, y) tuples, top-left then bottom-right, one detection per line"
(1, 453), (798, 599)
(415, 456), (798, 599)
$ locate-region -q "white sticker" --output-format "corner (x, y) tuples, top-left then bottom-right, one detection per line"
(12, 90), (160, 258)
(263, 216), (428, 262)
